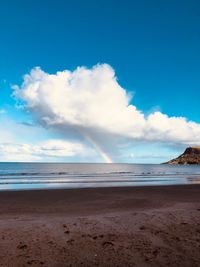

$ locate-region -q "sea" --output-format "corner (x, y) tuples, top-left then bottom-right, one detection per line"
(0, 162), (200, 191)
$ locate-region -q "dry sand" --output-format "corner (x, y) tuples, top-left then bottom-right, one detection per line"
(0, 185), (200, 267)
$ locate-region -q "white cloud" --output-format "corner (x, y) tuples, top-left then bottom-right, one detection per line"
(0, 140), (90, 162)
(145, 112), (200, 144)
(13, 64), (200, 147)
(0, 109), (6, 115)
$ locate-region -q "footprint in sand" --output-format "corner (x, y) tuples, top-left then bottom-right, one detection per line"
(102, 241), (114, 248)
(17, 243), (27, 250)
(27, 260), (44, 265)
(63, 224), (70, 234)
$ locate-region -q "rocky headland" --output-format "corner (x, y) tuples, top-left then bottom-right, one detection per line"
(165, 146), (200, 164)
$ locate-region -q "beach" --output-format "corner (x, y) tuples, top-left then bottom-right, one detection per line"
(0, 185), (199, 267)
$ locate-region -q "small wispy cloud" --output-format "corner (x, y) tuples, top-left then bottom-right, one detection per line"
(0, 140), (92, 162)
(20, 121), (35, 127)
(0, 109), (6, 115)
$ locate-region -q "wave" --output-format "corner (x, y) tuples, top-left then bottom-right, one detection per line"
(0, 179), (175, 185)
(1, 172), (200, 178)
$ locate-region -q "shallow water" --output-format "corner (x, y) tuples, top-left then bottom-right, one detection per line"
(0, 162), (200, 190)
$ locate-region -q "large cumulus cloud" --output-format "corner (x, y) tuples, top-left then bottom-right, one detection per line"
(13, 63), (200, 146)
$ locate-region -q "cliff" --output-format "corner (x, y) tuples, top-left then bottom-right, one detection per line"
(164, 146), (200, 165)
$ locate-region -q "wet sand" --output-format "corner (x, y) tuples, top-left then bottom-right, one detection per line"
(0, 184), (200, 267)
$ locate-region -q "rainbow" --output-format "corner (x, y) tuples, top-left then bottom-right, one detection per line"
(82, 132), (113, 163)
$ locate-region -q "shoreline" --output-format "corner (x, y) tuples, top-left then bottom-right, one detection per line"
(0, 184), (200, 266)
(0, 181), (197, 193)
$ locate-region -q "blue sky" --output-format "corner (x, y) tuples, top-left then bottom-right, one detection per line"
(0, 0), (200, 162)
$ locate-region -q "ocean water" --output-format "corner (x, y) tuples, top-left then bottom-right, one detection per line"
(0, 163), (200, 191)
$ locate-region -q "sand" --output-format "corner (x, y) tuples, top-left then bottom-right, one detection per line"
(0, 184), (200, 267)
